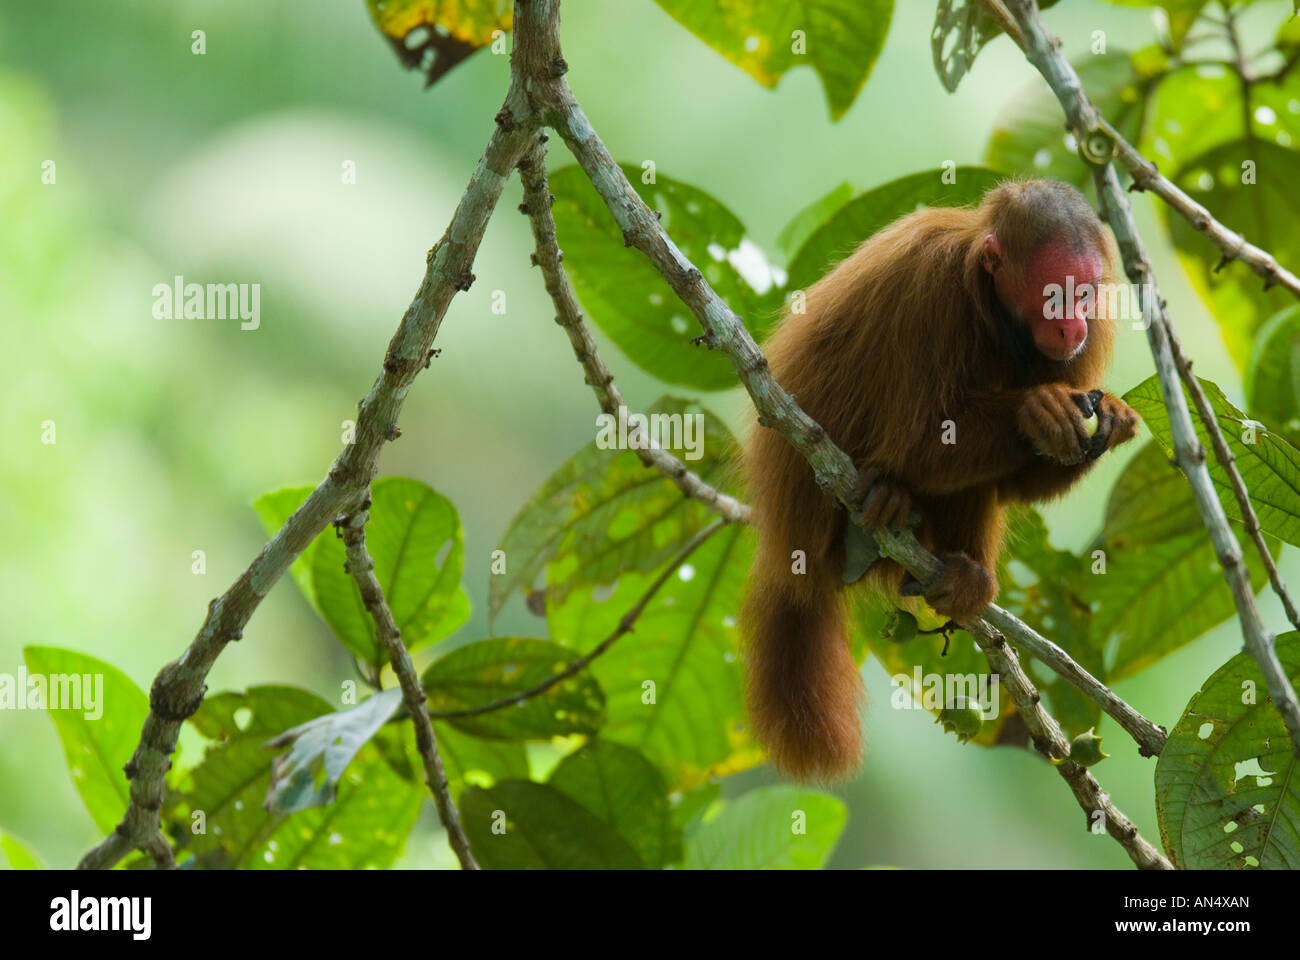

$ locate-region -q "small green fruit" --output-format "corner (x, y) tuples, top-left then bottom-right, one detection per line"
(1082, 412), (1100, 437)
(937, 704), (983, 742)
(1068, 727), (1109, 766)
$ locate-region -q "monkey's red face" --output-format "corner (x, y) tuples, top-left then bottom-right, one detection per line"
(984, 236), (1103, 362)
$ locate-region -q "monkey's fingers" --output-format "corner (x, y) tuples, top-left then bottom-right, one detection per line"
(850, 466), (884, 506)
(861, 477), (913, 532)
(1099, 394), (1140, 449)
(1018, 386), (1088, 465)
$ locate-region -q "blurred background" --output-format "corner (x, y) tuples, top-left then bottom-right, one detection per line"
(1, 0), (1296, 869)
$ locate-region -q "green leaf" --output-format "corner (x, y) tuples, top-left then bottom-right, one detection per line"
(997, 507), (1103, 737)
(684, 785), (846, 869)
(986, 53), (1151, 186)
(0, 832), (42, 870)
(21, 647), (149, 834)
(460, 781), (644, 869)
(311, 476), (470, 667)
(430, 722), (530, 802)
(1165, 139), (1300, 369)
(422, 637), (605, 739)
(370, 719), (532, 802)
(546, 524), (762, 787)
(181, 686), (422, 869)
(774, 182), (854, 262)
(932, 0), (1061, 93)
(264, 688), (404, 814)
(252, 486), (321, 609)
(547, 740), (682, 869)
(489, 396), (738, 623)
(1245, 305), (1300, 445)
(549, 165), (785, 389)
(1124, 374), (1300, 547)
(786, 168), (1006, 293)
(654, 0), (892, 121)
(1085, 442), (1275, 679)
(1155, 633), (1300, 869)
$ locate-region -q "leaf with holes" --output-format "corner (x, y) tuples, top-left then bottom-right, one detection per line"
(1084, 441), (1276, 680)
(1156, 633), (1300, 869)
(685, 785), (846, 869)
(22, 647), (150, 835)
(785, 168), (1005, 293)
(1125, 375), (1300, 547)
(311, 476), (469, 667)
(489, 396), (738, 624)
(654, 0), (892, 121)
(932, 0), (1060, 93)
(547, 523), (761, 787)
(550, 164), (785, 389)
(422, 637), (605, 740)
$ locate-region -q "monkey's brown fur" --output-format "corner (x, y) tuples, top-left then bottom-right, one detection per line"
(741, 179), (1138, 782)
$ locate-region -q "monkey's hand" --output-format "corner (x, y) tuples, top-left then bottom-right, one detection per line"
(1085, 392), (1140, 460)
(850, 465), (914, 532)
(923, 553), (997, 623)
(1016, 383), (1095, 466)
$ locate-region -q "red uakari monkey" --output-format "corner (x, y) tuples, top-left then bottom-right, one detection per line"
(741, 178), (1139, 782)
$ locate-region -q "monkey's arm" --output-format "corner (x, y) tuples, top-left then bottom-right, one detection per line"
(999, 391), (1139, 501)
(881, 390), (1038, 497)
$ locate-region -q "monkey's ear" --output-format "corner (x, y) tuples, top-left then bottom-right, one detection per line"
(981, 234), (1003, 274)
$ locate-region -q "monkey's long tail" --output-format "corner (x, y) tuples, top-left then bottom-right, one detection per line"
(740, 559), (864, 783)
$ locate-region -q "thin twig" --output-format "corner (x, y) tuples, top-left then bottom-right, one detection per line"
(337, 496), (479, 870)
(516, 139), (749, 524)
(524, 32), (1169, 863)
(429, 519), (729, 721)
(1005, 0), (1300, 756)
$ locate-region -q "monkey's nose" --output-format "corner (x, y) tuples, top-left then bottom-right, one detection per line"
(1059, 318), (1087, 357)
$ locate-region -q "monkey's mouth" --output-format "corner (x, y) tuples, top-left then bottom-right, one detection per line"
(1038, 329), (1088, 362)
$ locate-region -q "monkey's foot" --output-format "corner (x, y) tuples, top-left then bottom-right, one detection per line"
(923, 553), (996, 622)
(851, 466), (913, 532)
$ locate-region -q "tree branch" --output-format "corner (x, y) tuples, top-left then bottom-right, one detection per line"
(337, 497), (478, 870)
(1004, 0), (1300, 757)
(516, 139), (749, 524)
(980, 0), (1300, 299)
(74, 27), (558, 871)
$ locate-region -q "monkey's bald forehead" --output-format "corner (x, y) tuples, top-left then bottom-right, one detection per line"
(986, 178), (1107, 262)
